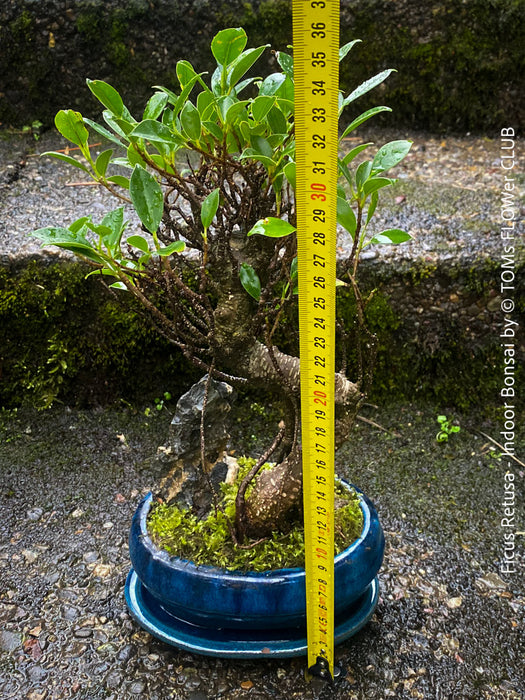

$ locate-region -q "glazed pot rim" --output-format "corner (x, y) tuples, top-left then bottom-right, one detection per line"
(136, 479), (374, 581)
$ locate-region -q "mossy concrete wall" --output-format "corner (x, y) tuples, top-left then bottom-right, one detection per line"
(1, 0), (523, 132)
(0, 259), (199, 408)
(1, 254), (522, 411)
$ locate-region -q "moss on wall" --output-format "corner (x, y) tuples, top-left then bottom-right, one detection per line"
(1, 0), (523, 131)
(0, 260), (197, 408)
(0, 256), (520, 410)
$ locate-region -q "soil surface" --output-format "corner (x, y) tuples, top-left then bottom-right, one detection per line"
(0, 400), (523, 699)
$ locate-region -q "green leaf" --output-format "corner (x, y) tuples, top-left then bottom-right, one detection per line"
(283, 162), (296, 190)
(197, 90), (216, 119)
(217, 96), (235, 122)
(41, 151), (90, 173)
(86, 267), (119, 280)
(251, 135), (274, 159)
(127, 235), (150, 254)
(95, 149), (113, 177)
(152, 85), (179, 106)
(259, 73), (286, 96)
(143, 92), (169, 120)
(211, 66), (222, 96)
(366, 191), (379, 223)
(267, 106), (287, 134)
(176, 60), (203, 88)
(363, 177), (395, 196)
(339, 39), (362, 62)
(171, 76), (203, 118)
(340, 106), (392, 139)
(290, 256), (298, 282)
(275, 76), (294, 102)
(251, 95), (274, 122)
(69, 217), (91, 234)
(130, 119), (178, 145)
(107, 175), (130, 189)
(129, 165), (164, 234)
(233, 77), (257, 95)
(276, 51), (294, 79)
(30, 226), (104, 264)
(101, 207), (127, 250)
(203, 120), (223, 141)
(86, 222), (112, 238)
(342, 142), (372, 166)
(342, 69), (395, 107)
(355, 161), (372, 190)
(102, 111), (130, 141)
(211, 28), (247, 66)
(225, 100), (250, 125)
(101, 210), (124, 235)
(113, 115), (136, 137)
(109, 281), (128, 290)
(228, 46), (268, 88)
(372, 140), (412, 173)
(337, 198), (357, 237)
(86, 79), (124, 117)
(369, 229), (412, 245)
(157, 241), (186, 256)
(239, 262), (261, 301)
(239, 149), (276, 169)
(125, 143), (147, 168)
(83, 118), (123, 146)
(180, 102), (201, 141)
(201, 189), (220, 229)
(55, 110), (89, 147)
(247, 217), (296, 238)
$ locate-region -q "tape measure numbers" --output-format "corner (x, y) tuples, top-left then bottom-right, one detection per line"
(293, 0), (340, 681)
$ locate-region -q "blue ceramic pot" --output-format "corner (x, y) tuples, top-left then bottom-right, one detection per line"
(128, 481), (384, 632)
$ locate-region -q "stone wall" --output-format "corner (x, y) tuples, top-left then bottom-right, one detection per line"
(1, 0), (523, 131)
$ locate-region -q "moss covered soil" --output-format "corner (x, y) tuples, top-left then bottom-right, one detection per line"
(147, 459), (363, 572)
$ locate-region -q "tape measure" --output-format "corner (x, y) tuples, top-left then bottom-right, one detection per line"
(293, 0), (340, 681)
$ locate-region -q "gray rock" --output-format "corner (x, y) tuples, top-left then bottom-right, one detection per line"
(169, 375), (235, 460)
(0, 629), (22, 652)
(26, 507), (43, 521)
(27, 665), (47, 682)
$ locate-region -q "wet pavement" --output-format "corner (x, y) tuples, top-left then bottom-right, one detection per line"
(0, 401), (523, 699)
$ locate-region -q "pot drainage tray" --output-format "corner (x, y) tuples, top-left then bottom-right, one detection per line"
(125, 569), (379, 658)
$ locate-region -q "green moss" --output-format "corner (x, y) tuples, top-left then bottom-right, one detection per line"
(9, 10), (33, 40)
(76, 6), (136, 68)
(339, 0), (524, 131)
(0, 261), (196, 409)
(148, 459), (363, 572)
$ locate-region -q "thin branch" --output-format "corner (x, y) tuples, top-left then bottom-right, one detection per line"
(469, 429), (525, 468)
(356, 415), (403, 439)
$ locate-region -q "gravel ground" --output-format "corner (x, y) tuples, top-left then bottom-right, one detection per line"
(0, 401), (523, 700)
(0, 127), (517, 266)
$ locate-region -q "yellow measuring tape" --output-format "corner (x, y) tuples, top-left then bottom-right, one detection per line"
(293, 0), (340, 681)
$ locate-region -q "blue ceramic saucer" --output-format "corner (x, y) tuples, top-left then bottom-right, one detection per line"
(125, 569), (379, 658)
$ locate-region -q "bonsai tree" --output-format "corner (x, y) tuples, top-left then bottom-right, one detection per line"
(31, 28), (411, 545)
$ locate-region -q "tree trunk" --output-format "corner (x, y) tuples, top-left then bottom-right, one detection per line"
(231, 342), (363, 538)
